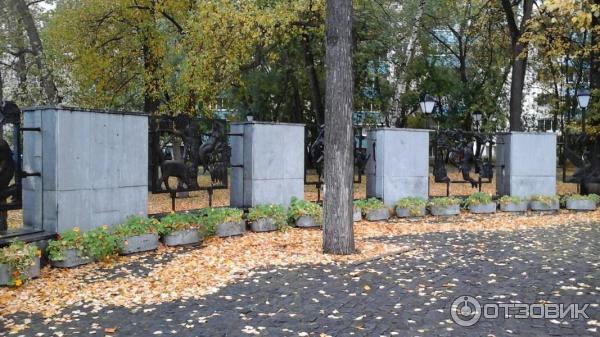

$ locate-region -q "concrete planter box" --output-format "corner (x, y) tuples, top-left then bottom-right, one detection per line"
(395, 206), (426, 218)
(163, 229), (202, 247)
(216, 221), (246, 237)
(251, 218), (278, 232)
(120, 233), (159, 255)
(430, 205), (460, 216)
(50, 248), (92, 268)
(500, 201), (528, 212)
(469, 202), (497, 214)
(530, 200), (559, 212)
(565, 199), (597, 211)
(365, 208), (390, 221)
(0, 257), (40, 286)
(353, 209), (362, 222)
(296, 216), (321, 228)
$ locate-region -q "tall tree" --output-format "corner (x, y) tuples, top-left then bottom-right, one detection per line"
(323, 0), (354, 254)
(501, 0), (535, 131)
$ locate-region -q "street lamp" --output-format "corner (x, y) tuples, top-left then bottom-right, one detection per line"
(472, 110), (483, 132)
(577, 89), (591, 133)
(420, 94), (436, 129)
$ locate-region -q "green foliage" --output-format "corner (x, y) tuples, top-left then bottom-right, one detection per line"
(248, 204), (289, 231)
(0, 241), (40, 287)
(158, 213), (202, 237)
(82, 226), (120, 261)
(395, 197), (427, 216)
(428, 197), (461, 208)
(529, 195), (560, 206)
(201, 208), (244, 235)
(47, 228), (87, 262)
(354, 198), (386, 214)
(112, 216), (159, 238)
(288, 197), (323, 222)
(563, 194), (600, 202)
(498, 195), (523, 205)
(465, 192), (493, 206)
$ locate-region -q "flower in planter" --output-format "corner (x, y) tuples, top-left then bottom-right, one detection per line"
(562, 193), (600, 203)
(113, 216), (159, 238)
(428, 197), (461, 208)
(354, 198), (386, 215)
(395, 197), (427, 217)
(201, 207), (244, 236)
(287, 197), (322, 223)
(465, 192), (493, 206)
(0, 241), (40, 287)
(47, 228), (88, 262)
(158, 213), (203, 236)
(529, 195), (560, 206)
(82, 226), (120, 261)
(247, 204), (289, 231)
(498, 195), (523, 206)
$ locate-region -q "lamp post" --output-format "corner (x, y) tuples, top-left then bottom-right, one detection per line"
(577, 89), (591, 133)
(472, 110), (483, 132)
(420, 93), (436, 129)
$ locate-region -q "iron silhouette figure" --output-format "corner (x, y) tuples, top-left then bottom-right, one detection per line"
(564, 134), (600, 194)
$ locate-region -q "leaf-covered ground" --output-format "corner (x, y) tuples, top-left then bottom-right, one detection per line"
(1, 208), (598, 335)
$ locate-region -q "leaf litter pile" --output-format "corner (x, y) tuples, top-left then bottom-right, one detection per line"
(1, 208), (598, 332)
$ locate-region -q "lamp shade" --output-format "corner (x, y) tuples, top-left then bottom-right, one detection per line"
(473, 111), (483, 122)
(577, 89), (591, 109)
(419, 94), (436, 114)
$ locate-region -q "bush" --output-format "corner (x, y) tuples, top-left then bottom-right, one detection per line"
(112, 216), (159, 238)
(82, 226), (120, 261)
(201, 208), (244, 236)
(529, 195), (559, 206)
(158, 213), (202, 236)
(354, 198), (386, 214)
(0, 241), (40, 287)
(465, 192), (493, 206)
(47, 228), (87, 262)
(247, 204), (289, 231)
(563, 194), (600, 202)
(428, 197), (461, 208)
(288, 197), (323, 223)
(498, 195), (523, 205)
(395, 197), (427, 216)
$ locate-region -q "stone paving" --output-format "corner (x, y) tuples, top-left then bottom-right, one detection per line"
(2, 222), (599, 337)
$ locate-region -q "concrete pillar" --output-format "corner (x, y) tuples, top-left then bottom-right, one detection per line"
(366, 128), (429, 206)
(496, 132), (557, 198)
(230, 122), (304, 208)
(22, 107), (148, 233)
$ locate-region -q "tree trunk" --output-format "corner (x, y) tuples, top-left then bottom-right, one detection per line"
(392, 0), (426, 125)
(9, 0), (59, 104)
(323, 0), (355, 255)
(501, 0), (534, 132)
(592, 0), (600, 91)
(303, 34), (325, 125)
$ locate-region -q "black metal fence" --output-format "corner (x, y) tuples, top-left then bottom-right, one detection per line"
(558, 133), (600, 194)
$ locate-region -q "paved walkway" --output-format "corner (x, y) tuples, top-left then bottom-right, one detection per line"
(3, 223), (599, 337)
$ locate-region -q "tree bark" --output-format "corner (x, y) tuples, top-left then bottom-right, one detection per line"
(9, 0), (59, 104)
(501, 0), (534, 132)
(323, 0), (355, 255)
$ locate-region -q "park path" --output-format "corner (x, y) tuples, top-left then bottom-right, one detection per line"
(2, 222), (599, 337)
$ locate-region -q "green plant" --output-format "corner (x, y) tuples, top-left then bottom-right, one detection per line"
(82, 226), (120, 261)
(563, 194), (600, 202)
(247, 204), (289, 231)
(465, 192), (493, 206)
(201, 208), (244, 235)
(529, 195), (559, 206)
(354, 198), (386, 214)
(158, 213), (202, 236)
(428, 197), (461, 208)
(288, 197), (323, 223)
(395, 197), (427, 216)
(0, 241), (40, 287)
(112, 216), (159, 238)
(47, 228), (87, 262)
(498, 195), (523, 205)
